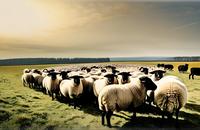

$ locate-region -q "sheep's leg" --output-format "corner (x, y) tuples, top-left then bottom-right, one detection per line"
(131, 107), (136, 120)
(162, 111), (165, 119)
(175, 109), (180, 120)
(192, 75), (194, 80)
(101, 111), (106, 125)
(52, 93), (54, 100)
(106, 110), (113, 128)
(189, 74), (191, 80)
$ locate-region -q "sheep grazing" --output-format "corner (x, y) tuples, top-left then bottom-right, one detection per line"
(178, 64), (189, 73)
(93, 74), (118, 97)
(59, 75), (84, 108)
(189, 67), (200, 80)
(98, 76), (157, 127)
(164, 64), (174, 70)
(157, 64), (165, 68)
(117, 72), (132, 84)
(154, 76), (187, 120)
(42, 72), (60, 100)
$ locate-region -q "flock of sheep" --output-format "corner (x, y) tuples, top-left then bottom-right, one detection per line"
(21, 63), (188, 128)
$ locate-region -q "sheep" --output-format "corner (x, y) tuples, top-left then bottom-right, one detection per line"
(93, 74), (118, 97)
(42, 72), (60, 100)
(146, 70), (166, 105)
(139, 67), (148, 75)
(117, 72), (132, 84)
(154, 76), (187, 120)
(59, 75), (84, 108)
(21, 72), (35, 88)
(98, 75), (157, 127)
(189, 67), (200, 80)
(164, 64), (174, 70)
(157, 64), (165, 68)
(23, 68), (31, 74)
(81, 76), (96, 103)
(178, 64), (189, 73)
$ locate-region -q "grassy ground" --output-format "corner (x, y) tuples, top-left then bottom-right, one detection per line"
(0, 62), (200, 129)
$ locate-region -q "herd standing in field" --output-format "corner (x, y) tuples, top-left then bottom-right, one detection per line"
(21, 63), (192, 128)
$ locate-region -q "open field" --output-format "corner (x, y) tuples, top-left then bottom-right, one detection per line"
(0, 62), (200, 129)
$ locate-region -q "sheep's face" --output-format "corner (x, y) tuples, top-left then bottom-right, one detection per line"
(104, 74), (117, 84)
(48, 72), (59, 80)
(118, 72), (131, 84)
(139, 76), (157, 90)
(150, 70), (166, 81)
(60, 71), (70, 80)
(70, 75), (83, 86)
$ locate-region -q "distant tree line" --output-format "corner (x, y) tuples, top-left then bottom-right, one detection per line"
(0, 58), (110, 66)
(173, 57), (200, 62)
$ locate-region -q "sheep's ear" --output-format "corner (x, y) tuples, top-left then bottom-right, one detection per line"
(78, 76), (84, 79)
(128, 73), (132, 76)
(114, 75), (118, 77)
(161, 70), (166, 73)
(150, 71), (155, 74)
(118, 73), (122, 75)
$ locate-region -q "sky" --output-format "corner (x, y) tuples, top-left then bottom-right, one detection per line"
(0, 0), (200, 59)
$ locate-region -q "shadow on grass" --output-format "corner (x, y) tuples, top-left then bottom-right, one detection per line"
(120, 116), (198, 129)
(185, 103), (200, 113)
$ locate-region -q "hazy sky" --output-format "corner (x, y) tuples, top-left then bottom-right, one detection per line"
(0, 0), (200, 59)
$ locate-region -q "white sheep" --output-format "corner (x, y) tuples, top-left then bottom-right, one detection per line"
(98, 76), (157, 127)
(42, 72), (60, 100)
(59, 75), (84, 108)
(154, 75), (188, 120)
(93, 74), (118, 97)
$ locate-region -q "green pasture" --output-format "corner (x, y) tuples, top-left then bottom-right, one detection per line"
(0, 62), (200, 129)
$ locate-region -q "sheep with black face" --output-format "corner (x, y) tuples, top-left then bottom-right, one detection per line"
(59, 75), (84, 108)
(98, 76), (157, 127)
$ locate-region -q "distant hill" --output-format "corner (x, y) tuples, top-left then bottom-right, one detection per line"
(110, 56), (200, 62)
(0, 58), (110, 66)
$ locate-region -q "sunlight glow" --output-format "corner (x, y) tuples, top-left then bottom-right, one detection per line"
(0, 0), (53, 37)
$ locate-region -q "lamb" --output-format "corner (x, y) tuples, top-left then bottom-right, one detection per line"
(59, 75), (84, 108)
(42, 72), (60, 100)
(93, 74), (118, 97)
(189, 67), (200, 80)
(154, 76), (187, 120)
(178, 64), (189, 73)
(98, 76), (157, 127)
(117, 72), (132, 84)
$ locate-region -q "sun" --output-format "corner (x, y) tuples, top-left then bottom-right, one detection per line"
(0, 0), (51, 38)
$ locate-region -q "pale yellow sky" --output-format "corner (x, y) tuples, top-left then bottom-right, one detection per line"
(0, 0), (200, 58)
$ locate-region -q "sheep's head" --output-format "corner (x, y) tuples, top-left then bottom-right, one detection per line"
(69, 75), (84, 86)
(47, 72), (60, 80)
(150, 70), (166, 81)
(101, 69), (107, 73)
(104, 74), (117, 84)
(139, 76), (157, 90)
(60, 71), (71, 80)
(118, 72), (131, 84)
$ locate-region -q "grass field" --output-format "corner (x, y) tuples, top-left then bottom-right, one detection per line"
(0, 62), (200, 129)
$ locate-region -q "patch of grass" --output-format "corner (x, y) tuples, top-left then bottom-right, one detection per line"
(0, 110), (11, 123)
